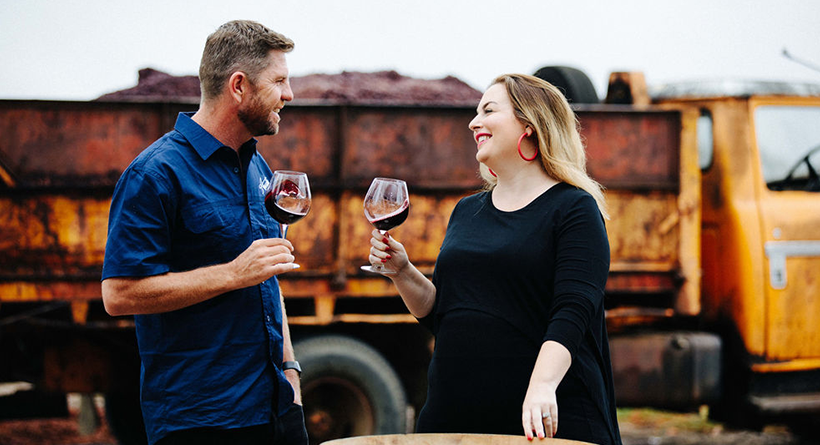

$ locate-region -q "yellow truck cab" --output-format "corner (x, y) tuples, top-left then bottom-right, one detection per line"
(654, 81), (820, 424)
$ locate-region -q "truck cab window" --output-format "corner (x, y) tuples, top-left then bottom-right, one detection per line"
(755, 105), (820, 192)
(697, 110), (714, 171)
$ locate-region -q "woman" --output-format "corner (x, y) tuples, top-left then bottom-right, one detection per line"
(366, 74), (622, 444)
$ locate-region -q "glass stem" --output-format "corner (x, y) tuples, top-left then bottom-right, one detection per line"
(281, 224), (289, 239)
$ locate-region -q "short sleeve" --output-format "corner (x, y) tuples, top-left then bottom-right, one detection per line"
(102, 167), (175, 279)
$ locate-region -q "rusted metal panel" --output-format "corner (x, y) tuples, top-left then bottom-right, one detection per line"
(672, 107), (702, 316)
(258, 107), (340, 187)
(337, 192), (466, 273)
(0, 195), (109, 279)
(605, 190), (679, 265)
(0, 281), (103, 302)
(340, 107), (481, 190)
(0, 99), (690, 321)
(0, 101), (186, 188)
(281, 193), (337, 272)
(578, 110), (681, 190)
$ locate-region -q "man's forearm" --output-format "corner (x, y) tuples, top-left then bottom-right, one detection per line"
(102, 262), (237, 316)
(102, 238), (297, 316)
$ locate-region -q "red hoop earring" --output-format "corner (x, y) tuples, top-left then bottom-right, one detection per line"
(518, 132), (537, 161)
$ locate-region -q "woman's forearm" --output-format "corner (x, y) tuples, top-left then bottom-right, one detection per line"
(530, 340), (572, 387)
(390, 262), (436, 318)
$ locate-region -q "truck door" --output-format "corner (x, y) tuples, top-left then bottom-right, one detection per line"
(752, 99), (820, 362)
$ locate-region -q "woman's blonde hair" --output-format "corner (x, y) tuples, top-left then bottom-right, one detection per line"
(480, 74), (608, 219)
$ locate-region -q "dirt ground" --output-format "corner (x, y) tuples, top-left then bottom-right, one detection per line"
(0, 404), (816, 445)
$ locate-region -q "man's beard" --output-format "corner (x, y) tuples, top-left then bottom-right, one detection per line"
(238, 95), (278, 137)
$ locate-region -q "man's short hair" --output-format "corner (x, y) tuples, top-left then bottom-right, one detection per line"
(199, 20), (294, 100)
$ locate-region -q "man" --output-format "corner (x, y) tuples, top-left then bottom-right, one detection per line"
(102, 20), (307, 445)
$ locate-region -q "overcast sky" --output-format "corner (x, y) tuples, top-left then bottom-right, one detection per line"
(2, 0), (819, 101)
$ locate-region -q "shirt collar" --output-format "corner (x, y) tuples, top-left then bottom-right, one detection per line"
(174, 112), (258, 160)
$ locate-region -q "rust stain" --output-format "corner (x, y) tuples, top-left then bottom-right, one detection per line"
(1, 101), (693, 324)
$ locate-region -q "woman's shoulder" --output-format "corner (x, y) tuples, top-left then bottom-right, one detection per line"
(549, 182), (598, 208)
(446, 191), (490, 222)
(455, 190), (489, 209)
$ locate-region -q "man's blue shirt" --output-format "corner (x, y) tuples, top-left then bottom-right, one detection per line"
(102, 112), (294, 444)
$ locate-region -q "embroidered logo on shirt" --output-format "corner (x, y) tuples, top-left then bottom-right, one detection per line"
(259, 177), (271, 194)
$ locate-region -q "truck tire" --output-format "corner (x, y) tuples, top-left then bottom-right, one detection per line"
(295, 335), (407, 445)
(533, 66), (599, 104)
(105, 391), (147, 445)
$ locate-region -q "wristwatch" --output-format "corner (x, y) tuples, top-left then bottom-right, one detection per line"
(282, 360), (302, 376)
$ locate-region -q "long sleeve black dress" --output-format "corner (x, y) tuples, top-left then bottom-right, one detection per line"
(416, 182), (622, 445)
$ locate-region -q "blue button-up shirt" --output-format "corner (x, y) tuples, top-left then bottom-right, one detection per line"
(102, 112), (293, 444)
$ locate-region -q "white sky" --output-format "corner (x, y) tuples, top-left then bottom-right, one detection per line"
(1, 0), (819, 101)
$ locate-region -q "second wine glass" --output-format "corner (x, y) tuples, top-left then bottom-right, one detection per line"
(361, 177), (410, 274)
(264, 170), (311, 239)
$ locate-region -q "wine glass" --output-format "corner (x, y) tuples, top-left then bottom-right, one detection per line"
(361, 177), (410, 274)
(264, 170), (311, 239)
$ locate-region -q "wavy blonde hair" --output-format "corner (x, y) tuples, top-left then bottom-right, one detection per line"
(479, 74), (608, 219)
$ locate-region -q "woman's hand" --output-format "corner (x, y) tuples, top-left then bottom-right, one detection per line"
(368, 229), (409, 274)
(521, 380), (558, 440)
(522, 340), (571, 440)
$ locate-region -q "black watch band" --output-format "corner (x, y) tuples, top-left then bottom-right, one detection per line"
(282, 360), (302, 376)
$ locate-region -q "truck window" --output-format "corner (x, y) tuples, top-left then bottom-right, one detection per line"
(697, 110), (714, 171)
(755, 105), (820, 192)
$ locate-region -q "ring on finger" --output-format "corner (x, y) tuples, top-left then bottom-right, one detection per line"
(542, 412), (551, 419)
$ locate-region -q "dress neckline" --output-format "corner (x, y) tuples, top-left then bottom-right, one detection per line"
(487, 182), (565, 214)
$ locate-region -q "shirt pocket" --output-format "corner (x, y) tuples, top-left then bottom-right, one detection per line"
(177, 201), (245, 262)
(184, 203), (235, 234)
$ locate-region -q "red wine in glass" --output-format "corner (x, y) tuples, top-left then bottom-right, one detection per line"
(369, 203), (409, 231)
(362, 177), (410, 274)
(265, 170), (311, 239)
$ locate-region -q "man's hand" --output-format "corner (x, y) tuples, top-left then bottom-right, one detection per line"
(229, 238), (298, 289)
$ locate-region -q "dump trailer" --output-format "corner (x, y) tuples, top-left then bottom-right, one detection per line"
(1, 70), (819, 444)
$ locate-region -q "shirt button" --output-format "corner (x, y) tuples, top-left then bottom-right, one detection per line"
(233, 167), (239, 173)
(266, 316), (271, 322)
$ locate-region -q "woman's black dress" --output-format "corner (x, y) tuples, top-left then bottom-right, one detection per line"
(416, 183), (622, 445)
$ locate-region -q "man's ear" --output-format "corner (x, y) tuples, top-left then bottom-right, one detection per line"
(228, 71), (249, 103)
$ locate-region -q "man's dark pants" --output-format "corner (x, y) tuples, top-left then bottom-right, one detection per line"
(155, 403), (308, 445)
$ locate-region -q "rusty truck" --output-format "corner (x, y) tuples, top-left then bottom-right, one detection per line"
(1, 68), (819, 444)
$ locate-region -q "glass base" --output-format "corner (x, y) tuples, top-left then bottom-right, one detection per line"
(360, 264), (396, 275)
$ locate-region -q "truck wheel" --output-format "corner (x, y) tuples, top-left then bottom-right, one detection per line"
(105, 391), (147, 445)
(533, 66), (599, 104)
(295, 335), (407, 445)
